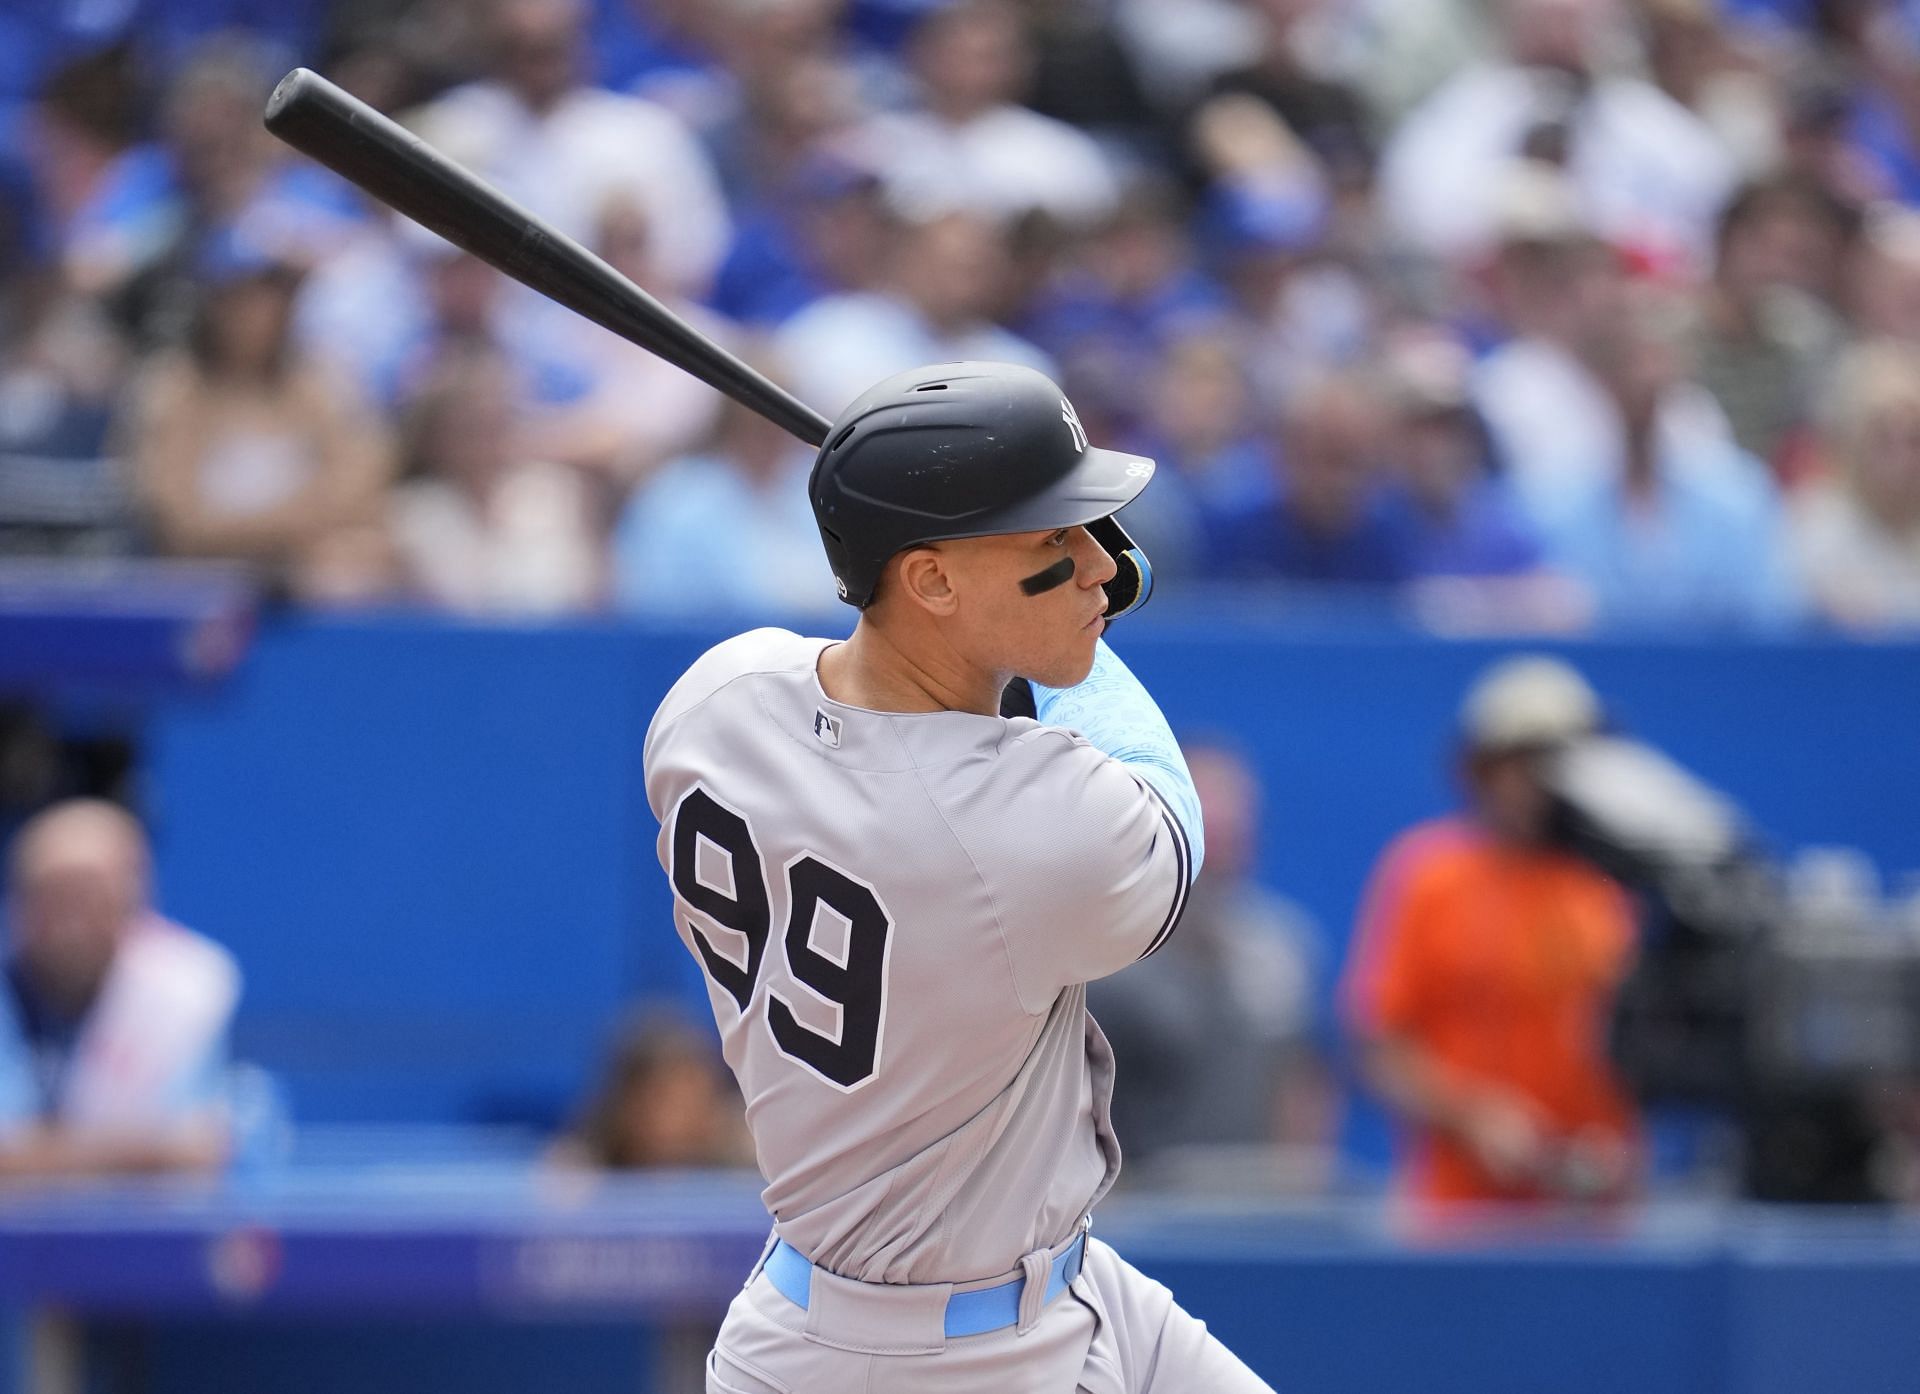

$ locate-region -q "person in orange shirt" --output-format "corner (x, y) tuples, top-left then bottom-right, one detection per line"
(1343, 656), (1641, 1211)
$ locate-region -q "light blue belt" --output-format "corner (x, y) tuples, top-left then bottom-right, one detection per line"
(763, 1230), (1088, 1338)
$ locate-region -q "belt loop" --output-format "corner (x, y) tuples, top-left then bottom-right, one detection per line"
(1014, 1249), (1050, 1335)
(747, 1231), (779, 1289)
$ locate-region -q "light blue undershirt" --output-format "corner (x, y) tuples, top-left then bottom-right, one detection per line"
(1029, 639), (1205, 880)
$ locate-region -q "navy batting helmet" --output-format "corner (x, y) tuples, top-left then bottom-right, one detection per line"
(809, 361), (1157, 613)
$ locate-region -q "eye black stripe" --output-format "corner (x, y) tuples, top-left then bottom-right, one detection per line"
(1019, 557), (1076, 596)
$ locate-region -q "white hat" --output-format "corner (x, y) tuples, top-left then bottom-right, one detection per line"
(1460, 655), (1601, 751)
(1489, 159), (1591, 248)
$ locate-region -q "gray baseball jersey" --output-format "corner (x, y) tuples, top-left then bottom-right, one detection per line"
(643, 627), (1193, 1285)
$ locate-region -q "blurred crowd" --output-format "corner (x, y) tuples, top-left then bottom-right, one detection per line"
(2, 0), (1919, 630)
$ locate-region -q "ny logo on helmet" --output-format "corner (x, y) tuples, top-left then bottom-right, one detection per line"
(1060, 398), (1088, 453)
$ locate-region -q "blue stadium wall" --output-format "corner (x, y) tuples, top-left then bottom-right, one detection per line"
(142, 608), (1920, 1148)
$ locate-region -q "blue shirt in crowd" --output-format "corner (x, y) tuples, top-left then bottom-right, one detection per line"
(1405, 477), (1543, 578)
(1207, 482), (1422, 587)
(612, 448), (841, 616)
(1527, 450), (1804, 630)
(1023, 269), (1233, 370)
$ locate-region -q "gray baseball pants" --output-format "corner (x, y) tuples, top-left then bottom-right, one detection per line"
(705, 1234), (1275, 1393)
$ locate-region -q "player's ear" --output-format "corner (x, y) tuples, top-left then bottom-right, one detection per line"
(894, 546), (958, 617)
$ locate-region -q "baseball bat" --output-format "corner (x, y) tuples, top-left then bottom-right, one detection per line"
(262, 67), (833, 448)
(263, 68), (1153, 623)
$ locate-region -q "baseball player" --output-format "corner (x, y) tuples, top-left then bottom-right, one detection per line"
(644, 362), (1274, 1392)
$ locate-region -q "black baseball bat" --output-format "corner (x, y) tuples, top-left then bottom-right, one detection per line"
(262, 67), (833, 448)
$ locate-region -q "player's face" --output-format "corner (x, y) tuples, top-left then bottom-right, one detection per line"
(942, 524), (1117, 688)
(10, 860), (133, 1013)
(1466, 748), (1555, 845)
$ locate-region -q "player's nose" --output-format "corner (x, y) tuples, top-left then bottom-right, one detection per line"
(1077, 527), (1118, 588)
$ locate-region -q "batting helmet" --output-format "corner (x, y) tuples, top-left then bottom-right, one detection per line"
(810, 361), (1157, 613)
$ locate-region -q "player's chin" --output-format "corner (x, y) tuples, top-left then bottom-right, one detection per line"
(1027, 633), (1101, 689)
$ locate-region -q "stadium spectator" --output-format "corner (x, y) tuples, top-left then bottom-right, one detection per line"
(1383, 333), (1589, 628)
(1692, 177), (1851, 472)
(1777, 63), (1888, 211)
(1354, 0), (1497, 125)
(853, 0), (1120, 228)
(296, 216), (603, 419)
(385, 238), (536, 405)
(316, 3), (483, 122)
(0, 800), (240, 1178)
(19, 43), (144, 263)
(1115, 333), (1273, 579)
(1817, 0), (1920, 206)
(1472, 166), (1640, 495)
(1523, 285), (1804, 628)
(0, 280), (119, 463)
(589, 0), (727, 120)
(1020, 0), (1162, 155)
(1376, 0), (1737, 272)
(1635, 0), (1781, 175)
(1090, 742), (1332, 1186)
(407, 0), (731, 300)
(772, 207), (1051, 415)
(1193, 0), (1376, 194)
(549, 1010), (747, 1170)
(1111, 0), (1265, 117)
(711, 151), (894, 326)
(612, 371), (837, 616)
(519, 195), (727, 484)
(63, 35), (362, 351)
(1469, 165), (1750, 523)
(0, 258), (129, 556)
(1206, 370), (1419, 587)
(121, 230), (396, 601)
(1848, 203), (1920, 346)
(1193, 93), (1371, 406)
(1383, 333), (1544, 580)
(1343, 657), (1642, 1213)
(695, 0), (869, 204)
(1022, 178), (1234, 440)
(1789, 340), (1920, 630)
(390, 347), (603, 616)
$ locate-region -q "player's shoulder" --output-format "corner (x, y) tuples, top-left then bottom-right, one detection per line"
(960, 719), (1160, 837)
(653, 628), (826, 720)
(660, 625), (825, 702)
(995, 717), (1095, 764)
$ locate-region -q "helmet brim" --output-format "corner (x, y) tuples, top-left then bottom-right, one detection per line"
(916, 445), (1158, 544)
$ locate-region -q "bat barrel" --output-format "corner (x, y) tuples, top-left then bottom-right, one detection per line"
(263, 68), (835, 449)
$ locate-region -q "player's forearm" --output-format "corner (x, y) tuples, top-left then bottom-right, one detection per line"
(1029, 639), (1204, 875)
(1357, 1034), (1491, 1139)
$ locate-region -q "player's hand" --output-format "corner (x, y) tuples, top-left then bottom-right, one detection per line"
(1457, 1093), (1554, 1187)
(1548, 1127), (1637, 1202)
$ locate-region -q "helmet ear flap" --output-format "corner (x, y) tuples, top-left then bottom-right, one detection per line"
(1086, 515), (1153, 619)
(815, 522), (863, 605)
